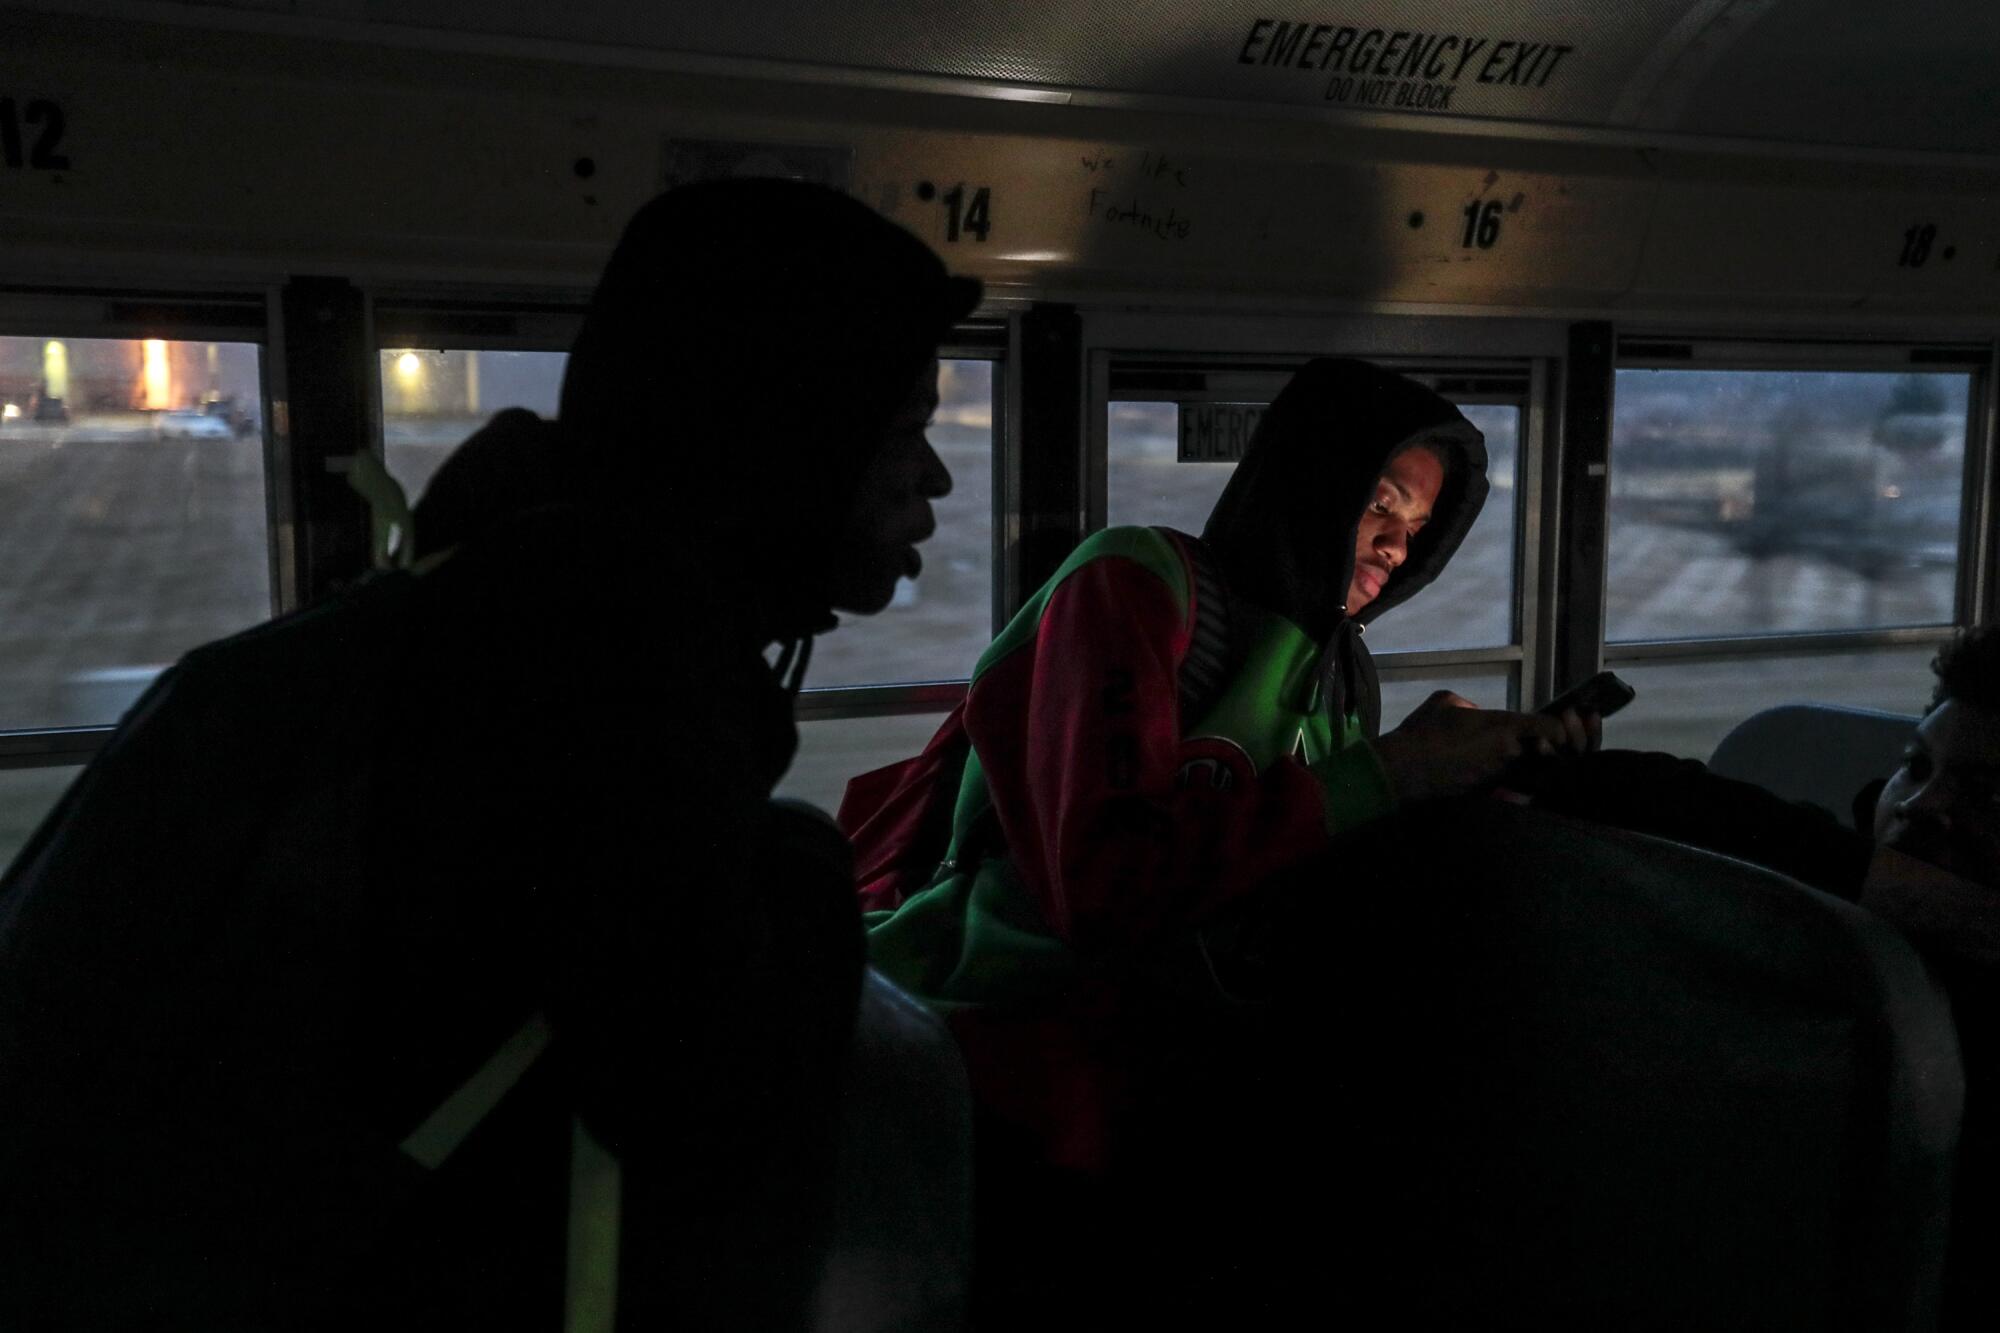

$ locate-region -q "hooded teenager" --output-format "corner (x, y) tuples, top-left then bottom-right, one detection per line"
(0, 179), (977, 1330)
(845, 358), (1578, 1177)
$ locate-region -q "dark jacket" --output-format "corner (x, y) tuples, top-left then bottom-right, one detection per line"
(0, 512), (852, 1328)
(0, 178), (976, 1330)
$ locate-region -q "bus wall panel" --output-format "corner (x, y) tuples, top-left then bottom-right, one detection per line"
(1631, 163), (2000, 313)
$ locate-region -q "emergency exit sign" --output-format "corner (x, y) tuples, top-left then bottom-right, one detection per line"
(1179, 402), (1266, 462)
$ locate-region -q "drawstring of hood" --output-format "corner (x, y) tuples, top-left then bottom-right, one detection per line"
(1317, 619), (1381, 738)
(770, 635), (816, 697)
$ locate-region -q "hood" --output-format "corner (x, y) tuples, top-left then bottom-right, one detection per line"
(1200, 358), (1488, 645)
(557, 178), (981, 639)
(411, 407), (570, 559)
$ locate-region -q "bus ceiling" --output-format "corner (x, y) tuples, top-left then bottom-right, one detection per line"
(4, 1), (2000, 315)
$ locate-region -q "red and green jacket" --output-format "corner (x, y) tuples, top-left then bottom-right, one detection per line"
(844, 526), (1396, 1169)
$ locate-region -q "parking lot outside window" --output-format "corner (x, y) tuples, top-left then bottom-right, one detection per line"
(1599, 367), (1972, 762)
(380, 354), (996, 691)
(0, 335), (270, 733)
(764, 358), (997, 816)
(805, 359), (996, 688)
(378, 349), (567, 507)
(1607, 369), (1969, 642)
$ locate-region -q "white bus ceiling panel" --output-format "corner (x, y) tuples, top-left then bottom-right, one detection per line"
(9, 11), (2000, 314)
(0, 22), (1655, 304)
(48, 0), (2000, 158)
(1658, 0), (2000, 157)
(269, 0), (1684, 130)
(23, 0), (2000, 158)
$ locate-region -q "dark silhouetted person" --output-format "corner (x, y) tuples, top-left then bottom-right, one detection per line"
(1847, 628), (2000, 1332)
(0, 178), (977, 1330)
(1532, 627), (2000, 1329)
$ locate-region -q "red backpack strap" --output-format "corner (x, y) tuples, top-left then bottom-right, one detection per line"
(839, 702), (973, 913)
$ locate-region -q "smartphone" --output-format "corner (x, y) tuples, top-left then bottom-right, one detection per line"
(1540, 670), (1635, 720)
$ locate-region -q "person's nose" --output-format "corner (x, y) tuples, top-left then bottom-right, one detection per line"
(916, 438), (952, 501)
(1374, 523), (1411, 568)
(1898, 774), (1955, 830)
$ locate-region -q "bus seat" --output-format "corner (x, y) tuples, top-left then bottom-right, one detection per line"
(1709, 704), (1919, 828)
(817, 966), (973, 1333)
(1306, 799), (1963, 1331)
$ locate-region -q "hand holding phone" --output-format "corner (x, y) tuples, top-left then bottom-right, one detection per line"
(1540, 670), (1635, 721)
(1376, 689), (1581, 802)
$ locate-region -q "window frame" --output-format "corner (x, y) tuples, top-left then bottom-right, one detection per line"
(1081, 315), (1559, 713)
(10, 305), (1992, 776)
(372, 294), (591, 356)
(371, 289), (591, 470)
(371, 295), (587, 559)
(1601, 338), (1991, 690)
(370, 300), (1013, 718)
(0, 285), (283, 770)
(793, 325), (1010, 720)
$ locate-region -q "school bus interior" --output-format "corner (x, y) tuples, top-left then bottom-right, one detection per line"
(2, 0), (1997, 1326)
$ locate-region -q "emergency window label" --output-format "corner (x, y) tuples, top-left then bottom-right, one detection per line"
(1235, 20), (1576, 113)
(1181, 404), (1266, 463)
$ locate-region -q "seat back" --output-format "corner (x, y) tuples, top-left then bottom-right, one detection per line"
(817, 967), (972, 1333)
(1710, 703), (1919, 828)
(1306, 801), (1963, 1331)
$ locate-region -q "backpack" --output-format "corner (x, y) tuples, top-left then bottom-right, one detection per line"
(0, 572), (570, 1326)
(843, 529), (1234, 914)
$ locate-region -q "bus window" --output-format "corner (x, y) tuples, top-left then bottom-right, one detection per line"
(1379, 670), (1511, 721)
(1376, 402), (1519, 655)
(806, 358), (996, 688)
(1603, 364), (1971, 757)
(378, 349), (567, 504)
(1605, 648), (1938, 760)
(1609, 369), (1968, 641)
(0, 335), (272, 732)
(1107, 397), (1520, 655)
(1106, 367), (1530, 716)
(0, 766), (80, 874)
(774, 710), (951, 814)
(1105, 399), (1222, 534)
(776, 356), (997, 815)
